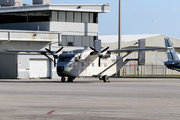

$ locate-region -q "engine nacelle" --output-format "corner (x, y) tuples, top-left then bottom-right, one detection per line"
(100, 53), (111, 58)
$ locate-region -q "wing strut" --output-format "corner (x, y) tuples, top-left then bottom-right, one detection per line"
(95, 51), (132, 76)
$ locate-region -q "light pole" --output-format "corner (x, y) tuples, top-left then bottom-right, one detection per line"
(117, 0), (121, 77)
(118, 0), (121, 53)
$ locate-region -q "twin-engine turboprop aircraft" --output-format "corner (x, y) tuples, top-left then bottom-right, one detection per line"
(7, 39), (171, 82)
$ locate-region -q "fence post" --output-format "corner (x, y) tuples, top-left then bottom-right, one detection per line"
(151, 62), (153, 77)
(134, 66), (136, 76)
(141, 66), (143, 77)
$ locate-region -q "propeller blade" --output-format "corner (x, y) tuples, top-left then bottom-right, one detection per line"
(101, 47), (109, 53)
(90, 47), (98, 53)
(98, 57), (101, 67)
(45, 48), (53, 54)
(56, 47), (64, 53)
(44, 54), (54, 62)
(54, 58), (56, 67)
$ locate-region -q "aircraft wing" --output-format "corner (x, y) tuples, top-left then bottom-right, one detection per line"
(6, 49), (48, 53)
(107, 47), (172, 54)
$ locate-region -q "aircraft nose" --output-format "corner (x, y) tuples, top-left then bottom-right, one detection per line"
(57, 66), (64, 73)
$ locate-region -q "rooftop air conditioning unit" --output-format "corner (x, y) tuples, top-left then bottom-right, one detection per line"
(0, 0), (22, 6)
(33, 0), (51, 5)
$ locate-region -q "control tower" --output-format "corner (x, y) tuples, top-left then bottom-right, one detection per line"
(0, 0), (22, 6)
(33, 0), (51, 4)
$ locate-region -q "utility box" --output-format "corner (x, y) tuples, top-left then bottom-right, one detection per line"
(33, 0), (51, 5)
(0, 0), (22, 6)
(138, 39), (145, 65)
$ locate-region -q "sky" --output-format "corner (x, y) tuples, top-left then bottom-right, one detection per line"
(23, 0), (180, 39)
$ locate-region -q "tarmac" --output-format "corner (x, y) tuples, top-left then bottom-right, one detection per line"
(0, 78), (180, 120)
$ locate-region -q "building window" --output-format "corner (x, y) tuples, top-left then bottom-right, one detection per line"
(58, 11), (65, 22)
(82, 13), (89, 23)
(74, 12), (81, 22)
(51, 11), (58, 21)
(66, 12), (73, 22)
(61, 35), (96, 47)
(0, 11), (98, 24)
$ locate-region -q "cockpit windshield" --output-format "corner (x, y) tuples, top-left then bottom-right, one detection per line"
(58, 54), (76, 62)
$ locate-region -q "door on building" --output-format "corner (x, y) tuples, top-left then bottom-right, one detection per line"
(30, 59), (50, 78)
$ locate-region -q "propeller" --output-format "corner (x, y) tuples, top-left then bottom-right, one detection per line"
(90, 46), (110, 67)
(45, 47), (64, 67)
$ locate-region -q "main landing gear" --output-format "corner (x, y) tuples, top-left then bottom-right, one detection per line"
(99, 75), (110, 83)
(61, 76), (76, 82)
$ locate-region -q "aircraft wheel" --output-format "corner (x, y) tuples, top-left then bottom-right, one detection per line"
(61, 76), (66, 82)
(102, 75), (109, 82)
(67, 77), (75, 82)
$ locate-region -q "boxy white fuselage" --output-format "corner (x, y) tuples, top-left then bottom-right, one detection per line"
(56, 48), (128, 79)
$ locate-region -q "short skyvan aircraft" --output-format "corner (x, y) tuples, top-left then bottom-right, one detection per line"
(153, 38), (180, 72)
(7, 39), (171, 82)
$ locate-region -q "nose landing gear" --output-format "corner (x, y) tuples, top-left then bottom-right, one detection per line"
(61, 76), (66, 82)
(99, 75), (110, 83)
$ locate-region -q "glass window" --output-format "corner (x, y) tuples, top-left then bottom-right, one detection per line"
(67, 35), (74, 46)
(28, 11), (35, 16)
(58, 11), (65, 22)
(82, 13), (89, 23)
(61, 35), (67, 46)
(94, 13), (98, 23)
(21, 12), (27, 23)
(74, 12), (81, 22)
(51, 11), (57, 21)
(92, 63), (94, 67)
(66, 12), (73, 22)
(14, 12), (21, 23)
(89, 13), (93, 23)
(28, 11), (35, 22)
(74, 36), (82, 46)
(42, 11), (50, 21)
(43, 11), (50, 16)
(6, 13), (13, 23)
(82, 36), (89, 46)
(89, 36), (94, 47)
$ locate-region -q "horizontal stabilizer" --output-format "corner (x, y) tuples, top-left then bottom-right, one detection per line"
(152, 57), (167, 63)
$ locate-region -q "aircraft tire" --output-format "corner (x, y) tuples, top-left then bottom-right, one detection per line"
(102, 75), (109, 82)
(67, 77), (75, 82)
(61, 76), (66, 82)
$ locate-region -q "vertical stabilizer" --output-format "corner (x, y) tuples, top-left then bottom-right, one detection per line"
(164, 38), (179, 61)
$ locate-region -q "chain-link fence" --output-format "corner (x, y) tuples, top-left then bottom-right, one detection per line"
(122, 64), (180, 77)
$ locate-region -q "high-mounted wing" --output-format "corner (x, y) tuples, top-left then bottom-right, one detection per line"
(107, 47), (172, 54)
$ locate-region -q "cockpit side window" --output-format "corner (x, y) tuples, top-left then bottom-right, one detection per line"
(58, 57), (72, 62)
(58, 54), (76, 62)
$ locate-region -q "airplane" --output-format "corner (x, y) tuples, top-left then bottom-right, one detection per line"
(152, 38), (180, 72)
(7, 39), (171, 82)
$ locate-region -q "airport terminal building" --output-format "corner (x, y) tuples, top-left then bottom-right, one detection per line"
(0, 0), (110, 79)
